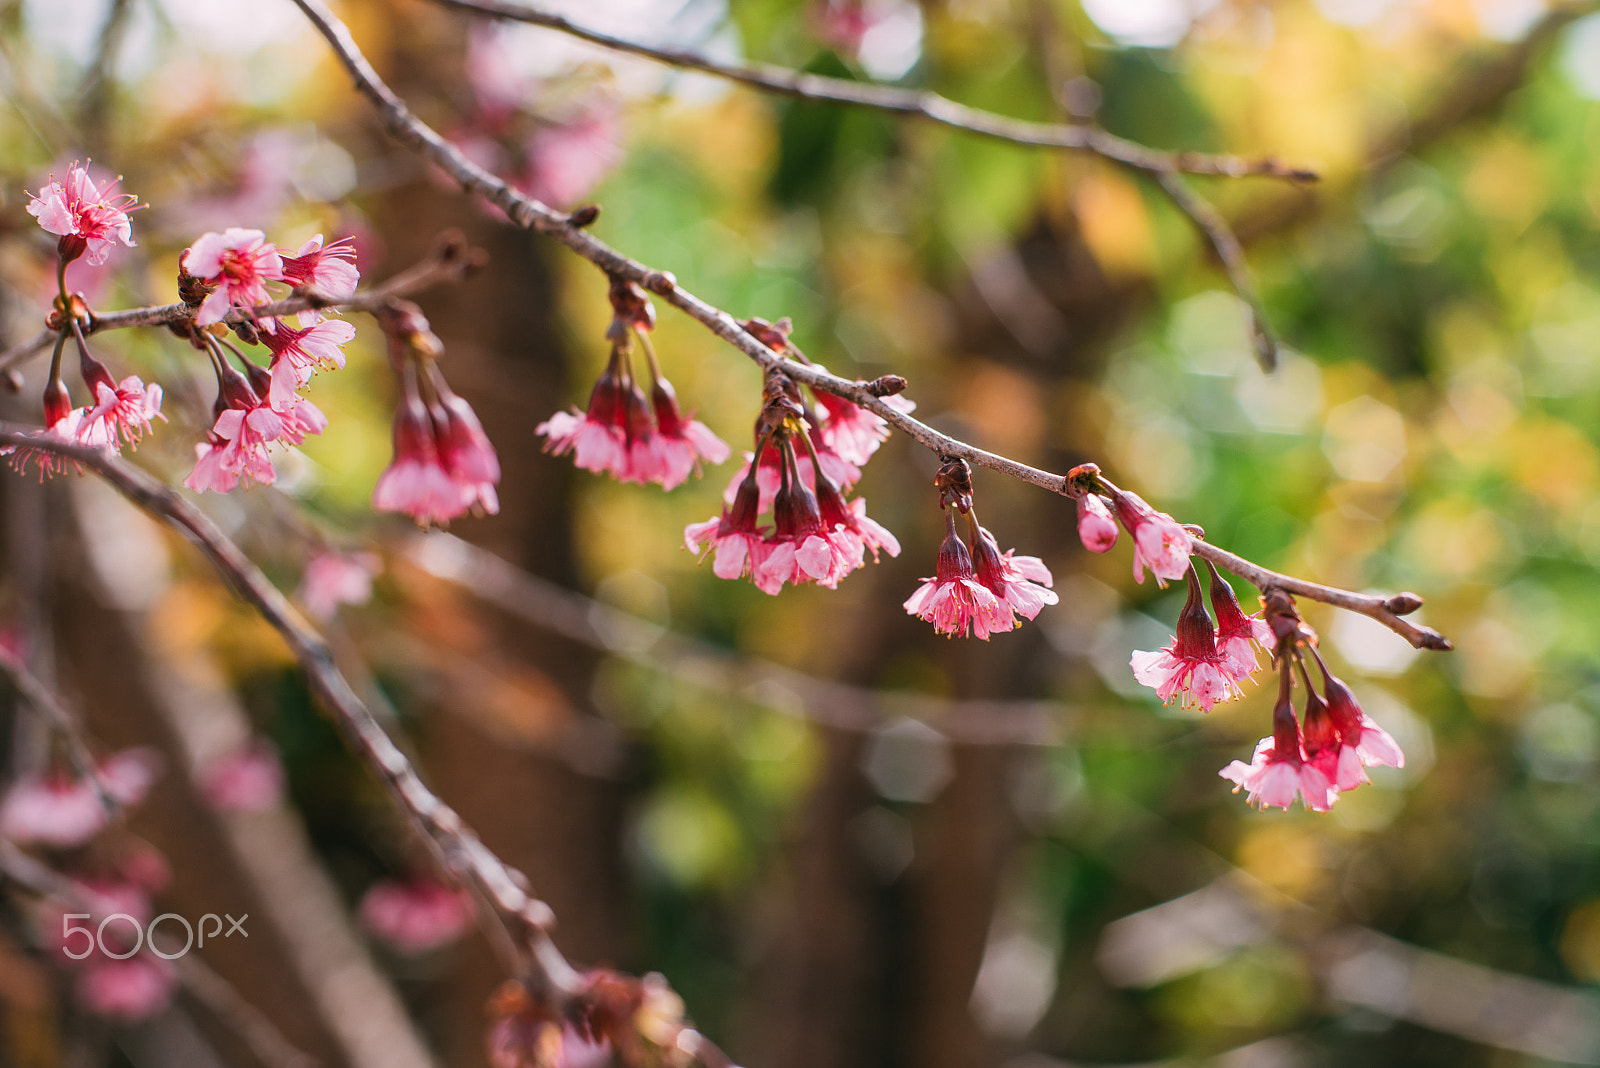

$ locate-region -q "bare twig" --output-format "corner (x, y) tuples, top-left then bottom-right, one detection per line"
(0, 839), (319, 1068)
(0, 648), (122, 818)
(1155, 171), (1278, 372)
(0, 426), (738, 1068)
(429, 0), (1317, 184)
(286, 0), (1445, 653)
(0, 229), (487, 376)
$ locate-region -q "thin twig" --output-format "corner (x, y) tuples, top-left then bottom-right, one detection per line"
(287, 0), (1445, 653)
(0, 648), (122, 818)
(0, 426), (738, 1068)
(430, 0), (1318, 184)
(0, 229), (487, 376)
(1155, 170), (1278, 372)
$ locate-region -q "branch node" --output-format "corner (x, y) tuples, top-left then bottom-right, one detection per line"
(866, 374), (906, 397)
(567, 204), (601, 228)
(1385, 592), (1424, 616)
(643, 270), (677, 295)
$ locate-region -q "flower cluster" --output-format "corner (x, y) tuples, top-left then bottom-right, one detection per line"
(686, 366), (899, 594)
(903, 458), (1057, 639)
(371, 301), (502, 526)
(180, 226), (359, 326)
(1219, 597), (1404, 811)
(539, 279), (729, 490)
(486, 969), (687, 1068)
(1129, 563), (1273, 712)
(3, 164), (163, 477)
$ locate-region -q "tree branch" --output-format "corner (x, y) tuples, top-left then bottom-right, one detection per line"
(429, 0), (1317, 184)
(284, 0), (1446, 652)
(0, 229), (487, 376)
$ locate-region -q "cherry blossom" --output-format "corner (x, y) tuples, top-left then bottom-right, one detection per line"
(359, 878), (475, 955)
(970, 526), (1057, 632)
(1130, 568), (1244, 713)
(1076, 493), (1118, 553)
(1206, 563), (1274, 681)
(538, 369), (630, 480)
(754, 466), (860, 594)
(0, 748), (161, 848)
(1317, 653), (1405, 776)
(1112, 489), (1192, 586)
(262, 317), (356, 410)
(903, 521), (1009, 640)
(76, 956), (177, 1022)
(27, 162), (138, 266)
(185, 397), (286, 493)
(79, 375), (164, 449)
(374, 395), (468, 526)
(685, 467), (770, 583)
(814, 391), (915, 467)
(646, 378), (730, 491)
(435, 392), (502, 515)
(182, 227), (285, 325)
(280, 234), (360, 297)
(815, 468), (899, 564)
(1, 383), (90, 478)
(1220, 678), (1334, 812)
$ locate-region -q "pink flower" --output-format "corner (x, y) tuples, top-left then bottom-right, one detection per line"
(0, 748), (162, 848)
(436, 392), (502, 516)
(1206, 563), (1274, 682)
(816, 469), (900, 564)
(262, 317), (356, 410)
(722, 443), (860, 515)
(359, 878), (475, 955)
(297, 551), (380, 620)
(78, 375), (164, 450)
(275, 394), (329, 446)
(373, 396), (467, 526)
(1, 384), (91, 478)
(903, 522), (1009, 639)
(1318, 656), (1405, 775)
(279, 234), (360, 298)
(647, 378), (730, 491)
(200, 742), (285, 813)
(184, 400), (285, 493)
(76, 956), (176, 1022)
(1130, 568), (1244, 713)
(1076, 493), (1118, 553)
(27, 162), (138, 266)
(182, 228), (285, 325)
(753, 471), (860, 594)
(1220, 688), (1334, 812)
(814, 392), (915, 467)
(1112, 490), (1192, 586)
(539, 369), (630, 479)
(970, 527), (1058, 630)
(685, 468), (770, 583)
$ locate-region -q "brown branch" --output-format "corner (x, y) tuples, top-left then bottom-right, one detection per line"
(0, 839), (318, 1068)
(1155, 171), (1278, 372)
(429, 0), (1317, 184)
(288, 0), (1445, 653)
(0, 426), (738, 1068)
(0, 229), (487, 376)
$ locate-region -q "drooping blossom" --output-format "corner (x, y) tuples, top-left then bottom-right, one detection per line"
(1220, 673), (1333, 812)
(644, 378), (730, 491)
(814, 391), (915, 467)
(435, 391), (502, 515)
(200, 741), (286, 813)
(279, 234), (360, 298)
(1112, 490), (1192, 586)
(185, 397), (285, 494)
(76, 956), (177, 1022)
(815, 466), (899, 565)
(27, 162), (138, 266)
(538, 367), (630, 480)
(1316, 652), (1404, 777)
(1, 382), (89, 478)
(0, 748), (162, 848)
(1130, 566), (1244, 712)
(297, 551), (381, 620)
(685, 466), (769, 583)
(753, 462), (860, 595)
(1298, 678), (1363, 795)
(1076, 493), (1118, 553)
(722, 441), (860, 515)
(359, 878), (475, 955)
(970, 526), (1058, 633)
(182, 228), (285, 325)
(374, 395), (466, 526)
(78, 375), (164, 450)
(1206, 562), (1274, 681)
(262, 317), (356, 410)
(903, 519), (1008, 639)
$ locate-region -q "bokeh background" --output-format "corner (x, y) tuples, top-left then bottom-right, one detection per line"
(3, 0), (1600, 1065)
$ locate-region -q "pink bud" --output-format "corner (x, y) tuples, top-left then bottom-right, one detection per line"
(1076, 493), (1118, 553)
